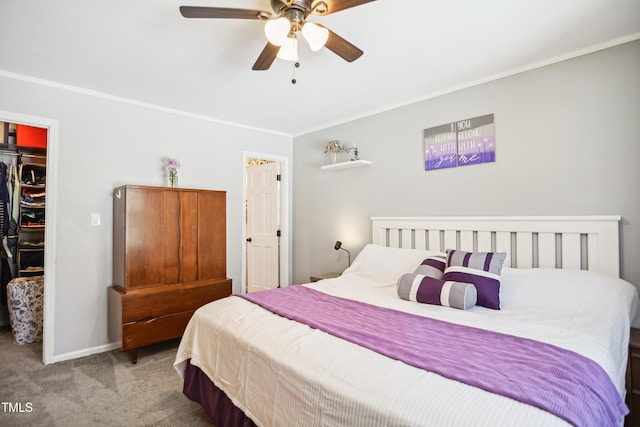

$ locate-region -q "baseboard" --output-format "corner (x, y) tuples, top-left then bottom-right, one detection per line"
(52, 341), (121, 363)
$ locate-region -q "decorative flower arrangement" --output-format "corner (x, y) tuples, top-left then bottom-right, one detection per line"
(324, 140), (343, 164)
(166, 157), (181, 188)
(325, 140), (343, 153)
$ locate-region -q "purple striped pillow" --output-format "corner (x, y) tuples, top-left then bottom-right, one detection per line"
(446, 249), (506, 275)
(444, 250), (507, 310)
(414, 256), (446, 279)
(442, 267), (501, 309)
(397, 273), (477, 310)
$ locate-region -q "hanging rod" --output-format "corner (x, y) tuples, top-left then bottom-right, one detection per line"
(0, 150), (20, 156)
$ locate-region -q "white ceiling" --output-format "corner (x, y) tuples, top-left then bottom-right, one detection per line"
(1, 0), (639, 136)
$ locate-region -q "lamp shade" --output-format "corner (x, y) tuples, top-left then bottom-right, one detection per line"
(301, 22), (329, 51)
(276, 36), (299, 61)
(264, 17), (290, 46)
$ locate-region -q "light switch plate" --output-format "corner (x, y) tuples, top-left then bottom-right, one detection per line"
(91, 213), (101, 227)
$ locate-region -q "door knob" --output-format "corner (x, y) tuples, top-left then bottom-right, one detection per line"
(246, 238), (252, 242)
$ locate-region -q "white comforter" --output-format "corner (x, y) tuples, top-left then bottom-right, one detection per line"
(174, 245), (639, 427)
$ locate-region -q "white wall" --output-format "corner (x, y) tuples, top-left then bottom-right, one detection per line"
(292, 40), (640, 290)
(0, 74), (292, 358)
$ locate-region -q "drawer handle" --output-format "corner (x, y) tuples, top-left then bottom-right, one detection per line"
(137, 316), (158, 324)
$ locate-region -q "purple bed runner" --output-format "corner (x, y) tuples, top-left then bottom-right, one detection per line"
(239, 286), (627, 427)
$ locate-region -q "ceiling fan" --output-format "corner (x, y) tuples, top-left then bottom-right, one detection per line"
(179, 0), (376, 72)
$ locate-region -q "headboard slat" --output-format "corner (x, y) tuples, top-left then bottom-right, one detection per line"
(587, 234), (599, 273)
(561, 233), (581, 270)
(389, 229), (400, 248)
(428, 230), (441, 253)
(460, 230), (474, 252)
(516, 232), (534, 268)
(477, 231), (492, 252)
(496, 231), (512, 267)
(414, 230), (427, 250)
(538, 233), (556, 268)
(401, 229), (412, 249)
(444, 230), (457, 252)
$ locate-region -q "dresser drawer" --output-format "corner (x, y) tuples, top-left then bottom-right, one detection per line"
(122, 310), (194, 351)
(120, 280), (231, 323)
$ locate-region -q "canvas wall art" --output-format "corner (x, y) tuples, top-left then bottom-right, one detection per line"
(424, 114), (495, 171)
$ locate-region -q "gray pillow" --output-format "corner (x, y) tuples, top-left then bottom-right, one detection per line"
(397, 273), (477, 310)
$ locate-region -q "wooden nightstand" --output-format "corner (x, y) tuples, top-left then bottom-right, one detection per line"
(627, 328), (640, 426)
(310, 272), (341, 282)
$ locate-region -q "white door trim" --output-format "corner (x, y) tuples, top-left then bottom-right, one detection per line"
(0, 110), (58, 365)
(242, 152), (290, 294)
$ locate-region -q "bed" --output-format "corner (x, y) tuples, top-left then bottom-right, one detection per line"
(174, 216), (640, 427)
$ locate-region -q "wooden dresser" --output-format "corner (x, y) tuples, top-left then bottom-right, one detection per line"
(108, 185), (232, 363)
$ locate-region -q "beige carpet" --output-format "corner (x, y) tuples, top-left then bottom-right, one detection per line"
(0, 325), (213, 426)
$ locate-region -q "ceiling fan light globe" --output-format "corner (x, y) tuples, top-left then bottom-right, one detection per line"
(302, 22), (329, 51)
(276, 37), (299, 61)
(264, 17), (291, 46)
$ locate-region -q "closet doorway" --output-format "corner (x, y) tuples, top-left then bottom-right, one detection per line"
(0, 110), (58, 365)
(243, 152), (289, 293)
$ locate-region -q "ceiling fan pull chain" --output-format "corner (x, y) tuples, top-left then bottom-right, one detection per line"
(291, 60), (299, 84)
(291, 36), (300, 84)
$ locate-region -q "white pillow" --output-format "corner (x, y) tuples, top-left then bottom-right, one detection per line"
(341, 244), (446, 284)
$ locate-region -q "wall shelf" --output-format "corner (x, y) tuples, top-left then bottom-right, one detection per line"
(320, 159), (372, 171)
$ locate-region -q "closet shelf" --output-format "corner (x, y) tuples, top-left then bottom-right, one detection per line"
(320, 159), (372, 171)
(18, 160), (46, 277)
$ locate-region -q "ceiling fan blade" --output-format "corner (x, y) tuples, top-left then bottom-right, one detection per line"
(252, 43), (280, 70)
(179, 6), (267, 20)
(312, 0), (376, 15)
(320, 26), (363, 62)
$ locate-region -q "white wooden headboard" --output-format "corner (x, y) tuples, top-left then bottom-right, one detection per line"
(371, 216), (621, 277)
